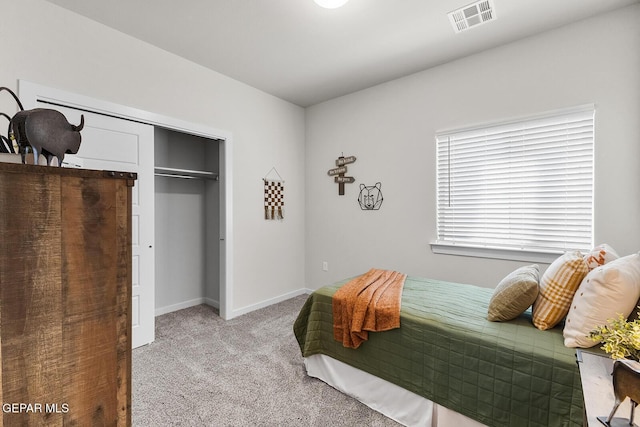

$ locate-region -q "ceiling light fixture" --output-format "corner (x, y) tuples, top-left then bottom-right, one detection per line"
(314, 0), (349, 9)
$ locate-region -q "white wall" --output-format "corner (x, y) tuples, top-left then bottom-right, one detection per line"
(305, 5), (640, 290)
(3, 1), (638, 307)
(0, 0), (306, 316)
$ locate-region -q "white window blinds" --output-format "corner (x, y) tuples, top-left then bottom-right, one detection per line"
(436, 106), (594, 254)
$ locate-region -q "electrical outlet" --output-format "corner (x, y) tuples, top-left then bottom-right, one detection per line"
(322, 261), (329, 271)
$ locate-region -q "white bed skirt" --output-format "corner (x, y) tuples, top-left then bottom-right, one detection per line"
(304, 354), (487, 427)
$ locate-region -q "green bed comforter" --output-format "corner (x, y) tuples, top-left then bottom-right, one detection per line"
(293, 276), (584, 427)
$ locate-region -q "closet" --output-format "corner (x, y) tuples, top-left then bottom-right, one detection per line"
(154, 128), (221, 315)
(17, 79), (233, 344)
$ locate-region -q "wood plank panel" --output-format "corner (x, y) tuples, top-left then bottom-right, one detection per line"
(115, 180), (133, 426)
(0, 170), (64, 426)
(61, 177), (119, 426)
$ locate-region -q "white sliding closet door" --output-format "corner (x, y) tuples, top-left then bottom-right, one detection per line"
(43, 106), (156, 348)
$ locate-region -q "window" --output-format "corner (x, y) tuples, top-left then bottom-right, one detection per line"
(434, 105), (594, 260)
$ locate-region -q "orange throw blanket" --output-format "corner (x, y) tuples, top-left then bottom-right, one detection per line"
(332, 268), (406, 349)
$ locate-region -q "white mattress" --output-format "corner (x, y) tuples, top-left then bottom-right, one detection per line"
(304, 354), (487, 427)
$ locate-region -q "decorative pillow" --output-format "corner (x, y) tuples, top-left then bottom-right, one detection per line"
(564, 253), (640, 347)
(532, 251), (588, 330)
(487, 265), (539, 322)
(583, 243), (619, 271)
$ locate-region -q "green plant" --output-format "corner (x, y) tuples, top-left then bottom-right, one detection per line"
(590, 312), (640, 360)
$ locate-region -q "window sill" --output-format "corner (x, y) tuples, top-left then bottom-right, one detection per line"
(430, 242), (563, 264)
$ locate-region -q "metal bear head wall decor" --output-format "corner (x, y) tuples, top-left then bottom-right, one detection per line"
(1, 86), (84, 166)
(358, 182), (383, 210)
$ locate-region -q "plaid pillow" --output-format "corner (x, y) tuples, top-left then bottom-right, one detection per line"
(532, 251), (588, 330)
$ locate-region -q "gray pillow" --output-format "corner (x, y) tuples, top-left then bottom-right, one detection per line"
(488, 264), (540, 322)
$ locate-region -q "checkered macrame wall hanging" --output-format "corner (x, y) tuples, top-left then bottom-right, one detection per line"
(263, 167), (284, 220)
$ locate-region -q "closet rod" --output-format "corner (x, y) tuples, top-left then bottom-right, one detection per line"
(154, 166), (219, 181)
(154, 173), (219, 181)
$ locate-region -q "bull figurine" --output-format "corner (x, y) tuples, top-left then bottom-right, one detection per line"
(1, 86), (84, 166)
(598, 359), (640, 426)
(11, 108), (84, 166)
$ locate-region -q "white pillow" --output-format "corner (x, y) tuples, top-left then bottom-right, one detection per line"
(564, 252), (640, 348)
(583, 243), (619, 270)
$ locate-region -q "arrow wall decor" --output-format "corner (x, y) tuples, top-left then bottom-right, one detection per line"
(328, 154), (356, 195)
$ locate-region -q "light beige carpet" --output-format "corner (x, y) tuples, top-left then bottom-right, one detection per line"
(132, 295), (401, 426)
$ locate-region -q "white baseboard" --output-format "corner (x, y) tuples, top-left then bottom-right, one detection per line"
(155, 297), (216, 316)
(155, 289), (310, 318)
(230, 288), (310, 318)
(204, 297), (220, 309)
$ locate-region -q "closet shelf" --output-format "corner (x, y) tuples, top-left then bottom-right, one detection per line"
(154, 166), (219, 181)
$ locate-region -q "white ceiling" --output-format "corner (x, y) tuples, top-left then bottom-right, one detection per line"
(44, 0), (639, 107)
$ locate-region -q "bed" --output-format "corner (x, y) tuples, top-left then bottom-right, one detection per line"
(293, 275), (584, 427)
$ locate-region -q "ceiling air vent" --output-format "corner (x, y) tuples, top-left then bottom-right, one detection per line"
(448, 0), (495, 33)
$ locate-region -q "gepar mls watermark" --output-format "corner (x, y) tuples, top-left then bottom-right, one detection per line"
(2, 403), (69, 414)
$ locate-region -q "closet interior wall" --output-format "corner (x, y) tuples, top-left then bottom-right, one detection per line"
(154, 128), (220, 315)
